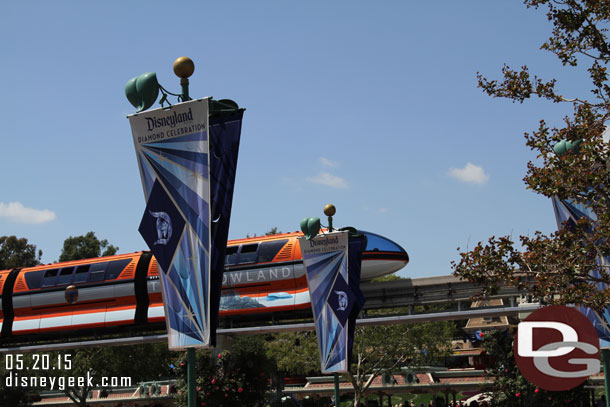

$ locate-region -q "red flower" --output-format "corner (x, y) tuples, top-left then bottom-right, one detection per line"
(225, 393), (229, 398)
(206, 392), (211, 396)
(515, 393), (521, 398)
(218, 353), (223, 359)
(238, 387), (244, 393)
(197, 387), (201, 392)
(215, 387), (219, 391)
(211, 379), (216, 384)
(535, 389), (540, 393)
(202, 403), (206, 406)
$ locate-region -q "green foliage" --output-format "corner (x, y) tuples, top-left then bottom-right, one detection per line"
(248, 227), (283, 238)
(346, 322), (453, 407)
(266, 227), (282, 235)
(454, 0), (610, 308)
(49, 344), (174, 407)
(266, 331), (320, 376)
(175, 338), (274, 407)
(266, 313), (454, 407)
(59, 231), (119, 262)
(371, 274), (403, 282)
(0, 355), (39, 406)
(0, 236), (41, 269)
(482, 330), (588, 406)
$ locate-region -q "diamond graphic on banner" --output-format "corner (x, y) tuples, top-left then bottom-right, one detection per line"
(328, 274), (354, 327)
(139, 180), (186, 272)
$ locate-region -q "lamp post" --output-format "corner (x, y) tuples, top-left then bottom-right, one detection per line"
(299, 204), (368, 407)
(324, 204), (339, 406)
(126, 57), (243, 407)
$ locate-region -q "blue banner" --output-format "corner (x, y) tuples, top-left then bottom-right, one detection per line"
(552, 196), (610, 348)
(129, 99), (242, 349)
(208, 110), (244, 343)
(298, 231), (365, 373)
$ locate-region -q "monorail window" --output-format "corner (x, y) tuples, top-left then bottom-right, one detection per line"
(258, 240), (289, 263)
(73, 265), (90, 283)
(225, 246), (238, 265)
(106, 259), (132, 280)
(238, 244), (258, 264)
(57, 267), (74, 285)
(89, 262), (108, 282)
(42, 269), (59, 287)
(360, 231), (406, 253)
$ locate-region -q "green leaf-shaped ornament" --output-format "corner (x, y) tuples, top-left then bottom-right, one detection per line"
(554, 139), (583, 156)
(300, 217), (321, 240)
(554, 140), (567, 156)
(125, 76), (142, 110)
(135, 72), (160, 112)
(566, 139), (582, 154)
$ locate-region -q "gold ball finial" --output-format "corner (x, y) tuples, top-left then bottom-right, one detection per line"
(323, 204), (336, 217)
(173, 57), (195, 79)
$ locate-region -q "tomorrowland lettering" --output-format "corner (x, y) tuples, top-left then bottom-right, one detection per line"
(222, 267), (292, 286)
(145, 107), (194, 131)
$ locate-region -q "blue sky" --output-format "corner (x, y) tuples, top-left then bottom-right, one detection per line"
(0, 2), (592, 278)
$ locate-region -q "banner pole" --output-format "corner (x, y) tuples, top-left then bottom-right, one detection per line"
(188, 347), (196, 407)
(334, 373), (340, 407)
(602, 349), (610, 407)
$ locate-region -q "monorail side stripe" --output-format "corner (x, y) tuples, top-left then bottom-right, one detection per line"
(134, 252), (153, 325)
(1, 269), (20, 337)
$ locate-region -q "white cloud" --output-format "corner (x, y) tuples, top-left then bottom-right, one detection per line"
(448, 163), (489, 185)
(0, 202), (57, 224)
(306, 172), (348, 189)
(319, 157), (339, 168)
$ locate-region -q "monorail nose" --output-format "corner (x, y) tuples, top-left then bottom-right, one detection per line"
(358, 230), (408, 255)
(358, 230), (409, 280)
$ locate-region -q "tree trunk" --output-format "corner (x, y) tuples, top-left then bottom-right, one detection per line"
(352, 390), (362, 407)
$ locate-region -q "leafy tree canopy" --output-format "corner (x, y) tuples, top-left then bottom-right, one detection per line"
(266, 318), (454, 407)
(53, 233), (170, 407)
(0, 236), (41, 269)
(59, 231), (118, 262)
(266, 227), (282, 235)
(266, 331), (320, 376)
(175, 336), (275, 407)
(482, 330), (589, 406)
(453, 0), (610, 308)
(50, 344), (174, 407)
(0, 355), (39, 407)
